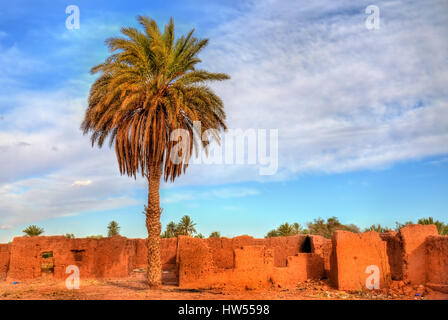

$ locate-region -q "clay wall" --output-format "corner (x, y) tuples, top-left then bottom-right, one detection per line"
(1, 227), (446, 292)
(0, 244), (10, 280)
(330, 231), (391, 291)
(6, 236), (138, 280)
(425, 235), (448, 289)
(133, 238), (178, 270)
(399, 224), (438, 285)
(176, 235), (325, 289)
(379, 231), (403, 280)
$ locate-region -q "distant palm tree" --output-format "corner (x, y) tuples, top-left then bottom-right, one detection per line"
(23, 225), (44, 237)
(417, 217), (448, 235)
(107, 221), (120, 237)
(364, 224), (389, 233)
(81, 16), (229, 287)
(277, 223), (296, 236)
(176, 215), (197, 236)
(161, 221), (177, 238)
(292, 222), (302, 235)
(265, 229), (279, 238)
(209, 231), (221, 238)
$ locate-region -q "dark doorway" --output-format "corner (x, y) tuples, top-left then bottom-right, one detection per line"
(301, 236), (312, 253)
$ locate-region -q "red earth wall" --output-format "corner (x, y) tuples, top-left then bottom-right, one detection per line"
(425, 235), (448, 293)
(330, 231), (391, 291)
(176, 235), (325, 289)
(133, 238), (178, 270)
(399, 224), (438, 285)
(0, 244), (10, 280)
(309, 235), (332, 276)
(7, 236), (138, 280)
(1, 228), (445, 291)
(379, 231), (403, 280)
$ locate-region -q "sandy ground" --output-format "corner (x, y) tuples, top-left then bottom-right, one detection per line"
(1, 277), (447, 300)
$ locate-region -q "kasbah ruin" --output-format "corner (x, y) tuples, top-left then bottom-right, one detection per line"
(0, 223), (447, 299)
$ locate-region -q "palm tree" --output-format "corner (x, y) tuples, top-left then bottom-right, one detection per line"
(364, 224), (389, 233)
(277, 223), (296, 236)
(23, 225), (44, 237)
(81, 16), (229, 287)
(176, 215), (197, 236)
(265, 229), (279, 238)
(417, 217), (448, 235)
(161, 221), (177, 238)
(107, 221), (120, 237)
(292, 222), (302, 235)
(209, 231), (221, 238)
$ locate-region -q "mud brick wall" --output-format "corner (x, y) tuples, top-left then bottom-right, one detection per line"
(272, 253), (324, 287)
(2, 228), (446, 291)
(133, 238), (178, 270)
(0, 244), (11, 280)
(309, 235), (332, 276)
(264, 235), (308, 267)
(380, 231), (404, 280)
(399, 224), (438, 285)
(330, 231), (390, 291)
(177, 234), (325, 289)
(425, 235), (448, 287)
(177, 236), (215, 288)
(7, 236), (138, 280)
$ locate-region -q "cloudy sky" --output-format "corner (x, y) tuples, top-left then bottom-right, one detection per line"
(0, 0), (447, 242)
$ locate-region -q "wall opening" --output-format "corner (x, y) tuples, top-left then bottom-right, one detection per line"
(301, 236), (312, 253)
(41, 251), (54, 275)
(71, 249), (85, 262)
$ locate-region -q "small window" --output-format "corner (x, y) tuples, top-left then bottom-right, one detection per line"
(41, 252), (54, 274)
(42, 251), (53, 258)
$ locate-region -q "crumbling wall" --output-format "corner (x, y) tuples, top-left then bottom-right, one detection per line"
(133, 238), (178, 270)
(264, 235), (307, 267)
(0, 244), (11, 280)
(380, 231), (403, 280)
(425, 235), (448, 290)
(177, 236), (215, 288)
(330, 231), (390, 291)
(6, 236), (138, 280)
(160, 238), (178, 269)
(133, 239), (148, 269)
(399, 224), (438, 285)
(273, 253), (324, 287)
(309, 235), (332, 277)
(177, 234), (324, 289)
(3, 228), (445, 291)
(202, 235), (307, 270)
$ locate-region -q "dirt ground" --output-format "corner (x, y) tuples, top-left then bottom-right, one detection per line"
(1, 276), (447, 300)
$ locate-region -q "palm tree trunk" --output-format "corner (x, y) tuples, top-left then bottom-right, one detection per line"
(145, 165), (162, 288)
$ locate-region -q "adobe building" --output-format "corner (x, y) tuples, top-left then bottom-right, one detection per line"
(0, 224), (447, 292)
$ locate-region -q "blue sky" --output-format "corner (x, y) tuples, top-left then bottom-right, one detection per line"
(0, 0), (447, 242)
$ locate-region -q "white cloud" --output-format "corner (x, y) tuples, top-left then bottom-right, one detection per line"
(1, 0), (448, 228)
(72, 180), (93, 186)
(201, 0), (448, 176)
